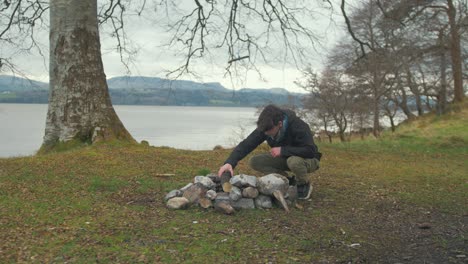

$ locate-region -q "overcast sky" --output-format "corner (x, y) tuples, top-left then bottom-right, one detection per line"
(4, 0), (353, 93)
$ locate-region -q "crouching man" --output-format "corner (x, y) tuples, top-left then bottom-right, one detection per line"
(218, 104), (322, 199)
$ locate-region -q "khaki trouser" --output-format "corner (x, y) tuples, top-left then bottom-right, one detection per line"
(248, 153), (320, 185)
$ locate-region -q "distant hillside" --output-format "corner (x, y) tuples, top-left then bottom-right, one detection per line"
(0, 75), (48, 92)
(107, 76), (227, 92)
(239, 87), (291, 94)
(0, 75), (305, 107)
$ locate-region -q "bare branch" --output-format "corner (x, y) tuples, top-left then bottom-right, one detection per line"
(162, 0), (326, 79)
(340, 0), (372, 58)
(0, 0), (49, 72)
(0, 0), (21, 38)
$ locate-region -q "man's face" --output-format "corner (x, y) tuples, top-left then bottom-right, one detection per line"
(264, 121), (282, 138)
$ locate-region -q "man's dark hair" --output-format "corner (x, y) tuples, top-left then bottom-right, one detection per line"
(257, 104), (284, 132)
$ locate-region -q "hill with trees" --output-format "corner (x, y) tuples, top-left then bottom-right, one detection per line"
(0, 75), (304, 107)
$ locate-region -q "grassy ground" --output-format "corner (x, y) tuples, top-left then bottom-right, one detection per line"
(0, 105), (467, 263)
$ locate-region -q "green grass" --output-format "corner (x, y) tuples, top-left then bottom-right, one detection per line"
(0, 102), (467, 262)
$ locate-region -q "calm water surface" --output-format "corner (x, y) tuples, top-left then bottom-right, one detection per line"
(0, 104), (257, 158)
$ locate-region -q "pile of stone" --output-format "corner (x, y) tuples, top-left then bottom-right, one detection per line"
(164, 173), (298, 214)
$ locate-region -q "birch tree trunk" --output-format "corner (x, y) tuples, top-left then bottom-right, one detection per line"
(42, 0), (134, 149)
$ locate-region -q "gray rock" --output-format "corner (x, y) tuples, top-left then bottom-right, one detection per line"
(166, 197), (190, 209)
(255, 195), (273, 209)
(180, 183), (193, 192)
(231, 198), (255, 209)
(214, 192), (231, 204)
(182, 183), (207, 204)
(229, 186), (242, 201)
(273, 190), (290, 212)
(230, 174), (257, 188)
(164, 189), (182, 201)
(206, 189), (217, 200)
(214, 201), (235, 215)
(242, 187), (259, 199)
(194, 176), (215, 189)
(257, 173), (289, 196)
(219, 171), (232, 185)
(206, 173), (220, 183)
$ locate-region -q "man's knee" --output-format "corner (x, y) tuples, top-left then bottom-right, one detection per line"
(249, 154), (288, 175)
(248, 154), (266, 171)
(287, 156), (319, 173)
(286, 156), (306, 171)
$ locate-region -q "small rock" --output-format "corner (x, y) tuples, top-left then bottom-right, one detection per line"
(214, 192), (231, 204)
(164, 189), (182, 201)
(272, 190), (289, 212)
(167, 197), (190, 209)
(229, 186), (242, 201)
(285, 185), (297, 203)
(183, 183), (207, 204)
(180, 183), (193, 192)
(455, 255), (466, 258)
(194, 176), (215, 189)
(222, 182), (232, 193)
(255, 195), (273, 209)
(219, 171), (231, 185)
(214, 201), (235, 215)
(257, 173), (289, 196)
(231, 198), (255, 209)
(417, 223), (431, 229)
(206, 173), (220, 183)
(206, 190), (217, 200)
(294, 203), (304, 210)
(242, 187), (259, 199)
(230, 174), (257, 188)
(198, 198), (213, 209)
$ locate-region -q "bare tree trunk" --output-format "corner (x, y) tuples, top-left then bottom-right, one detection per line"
(438, 29), (448, 115)
(390, 117), (395, 132)
(320, 115), (333, 143)
(339, 131), (346, 142)
(335, 112), (347, 142)
(396, 75), (416, 120)
(447, 0), (465, 103)
(417, 65), (434, 111)
(406, 68), (423, 116)
(399, 88), (415, 119)
(42, 0), (134, 149)
(372, 93), (380, 138)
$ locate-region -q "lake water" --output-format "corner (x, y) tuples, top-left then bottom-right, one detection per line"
(0, 104), (257, 158)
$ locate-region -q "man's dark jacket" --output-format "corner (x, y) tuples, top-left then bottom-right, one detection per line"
(225, 109), (322, 168)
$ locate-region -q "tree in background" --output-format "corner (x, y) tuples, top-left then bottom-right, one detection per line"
(313, 0), (468, 141)
(43, 0), (135, 148)
(299, 66), (355, 142)
(0, 0), (329, 151)
(341, 0), (466, 106)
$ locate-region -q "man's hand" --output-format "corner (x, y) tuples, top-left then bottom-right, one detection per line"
(270, 147), (281, 157)
(218, 163), (234, 177)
